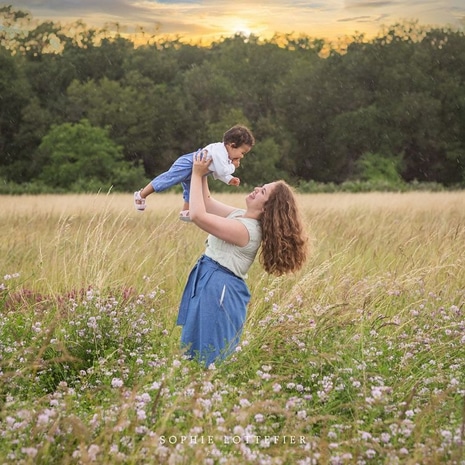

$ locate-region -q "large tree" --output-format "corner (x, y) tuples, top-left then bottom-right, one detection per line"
(38, 119), (144, 191)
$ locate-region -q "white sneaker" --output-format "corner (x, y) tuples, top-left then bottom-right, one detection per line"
(134, 191), (146, 211)
(179, 210), (191, 222)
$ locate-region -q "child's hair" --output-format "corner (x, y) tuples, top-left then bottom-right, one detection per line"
(259, 180), (309, 276)
(223, 125), (255, 148)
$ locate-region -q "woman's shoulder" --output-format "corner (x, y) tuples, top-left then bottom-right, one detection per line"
(228, 209), (245, 218)
(229, 210), (261, 235)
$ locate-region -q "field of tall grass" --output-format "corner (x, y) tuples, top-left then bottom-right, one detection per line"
(1, 190), (464, 464)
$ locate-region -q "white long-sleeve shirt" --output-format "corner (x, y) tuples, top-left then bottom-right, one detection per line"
(203, 142), (235, 184)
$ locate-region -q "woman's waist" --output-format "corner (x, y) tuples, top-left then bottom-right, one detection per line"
(199, 254), (243, 279)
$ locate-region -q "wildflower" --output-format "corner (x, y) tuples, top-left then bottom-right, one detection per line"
(37, 411), (52, 427)
(380, 432), (391, 443)
(359, 431), (372, 441)
(21, 447), (38, 458)
(198, 398), (212, 411)
(366, 449), (376, 459)
(137, 393), (151, 404)
(233, 425), (245, 435)
(4, 273), (20, 280)
(257, 370), (271, 380)
(441, 429), (453, 442)
(239, 399), (251, 407)
(111, 378), (124, 388)
(87, 444), (100, 461)
(32, 322), (42, 333)
(202, 382), (214, 394)
(87, 317), (98, 329)
(272, 383), (282, 393)
(259, 438), (271, 448)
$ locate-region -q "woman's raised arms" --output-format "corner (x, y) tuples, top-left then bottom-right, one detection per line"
(189, 151), (251, 247)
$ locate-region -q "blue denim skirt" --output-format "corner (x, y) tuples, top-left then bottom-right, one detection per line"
(177, 255), (251, 366)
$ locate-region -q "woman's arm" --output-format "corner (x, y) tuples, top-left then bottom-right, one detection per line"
(189, 152), (250, 247)
(201, 174), (236, 217)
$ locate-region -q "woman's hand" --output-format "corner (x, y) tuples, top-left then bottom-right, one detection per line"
(192, 149), (212, 177)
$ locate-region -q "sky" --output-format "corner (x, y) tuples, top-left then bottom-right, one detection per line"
(6, 0), (465, 45)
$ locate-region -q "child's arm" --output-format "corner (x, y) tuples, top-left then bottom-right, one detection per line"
(227, 158), (241, 185)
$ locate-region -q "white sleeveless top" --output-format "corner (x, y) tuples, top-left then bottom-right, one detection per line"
(204, 209), (262, 279)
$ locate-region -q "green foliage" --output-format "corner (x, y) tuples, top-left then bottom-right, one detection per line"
(0, 44), (32, 177)
(354, 151), (403, 185)
(38, 119), (144, 192)
(1, 7), (465, 190)
(241, 137), (289, 186)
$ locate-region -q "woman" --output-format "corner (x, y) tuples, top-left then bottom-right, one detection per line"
(177, 150), (308, 367)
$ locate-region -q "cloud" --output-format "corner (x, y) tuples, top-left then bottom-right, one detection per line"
(345, 1), (397, 7)
(8, 0), (465, 43)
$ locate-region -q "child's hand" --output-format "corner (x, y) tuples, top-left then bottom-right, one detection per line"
(231, 158), (241, 168)
(228, 177), (240, 186)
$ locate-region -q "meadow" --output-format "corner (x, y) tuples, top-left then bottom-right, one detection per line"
(0, 190), (464, 464)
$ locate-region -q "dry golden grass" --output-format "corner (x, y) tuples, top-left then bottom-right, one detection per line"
(1, 191), (464, 311)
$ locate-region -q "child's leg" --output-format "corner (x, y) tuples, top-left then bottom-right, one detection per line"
(151, 153), (194, 194)
(139, 183), (154, 199)
(134, 153), (194, 212)
(181, 180), (190, 211)
(179, 181), (191, 221)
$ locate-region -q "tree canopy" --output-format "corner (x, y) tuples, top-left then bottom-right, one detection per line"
(1, 6), (464, 192)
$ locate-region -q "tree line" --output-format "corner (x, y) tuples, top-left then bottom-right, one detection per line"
(1, 5), (464, 193)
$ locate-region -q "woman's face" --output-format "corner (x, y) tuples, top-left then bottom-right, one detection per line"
(246, 182), (276, 210)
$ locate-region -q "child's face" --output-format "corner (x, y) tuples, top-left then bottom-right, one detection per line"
(226, 143), (251, 167)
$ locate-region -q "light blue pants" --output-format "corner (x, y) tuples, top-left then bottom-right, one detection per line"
(151, 152), (195, 202)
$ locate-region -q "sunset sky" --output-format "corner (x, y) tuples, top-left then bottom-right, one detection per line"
(8, 0), (465, 44)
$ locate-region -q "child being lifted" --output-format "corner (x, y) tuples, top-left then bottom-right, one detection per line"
(134, 124), (254, 221)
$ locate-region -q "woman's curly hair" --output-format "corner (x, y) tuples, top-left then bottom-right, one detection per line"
(259, 180), (309, 276)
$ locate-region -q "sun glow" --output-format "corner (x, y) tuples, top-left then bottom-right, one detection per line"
(230, 21), (252, 37)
